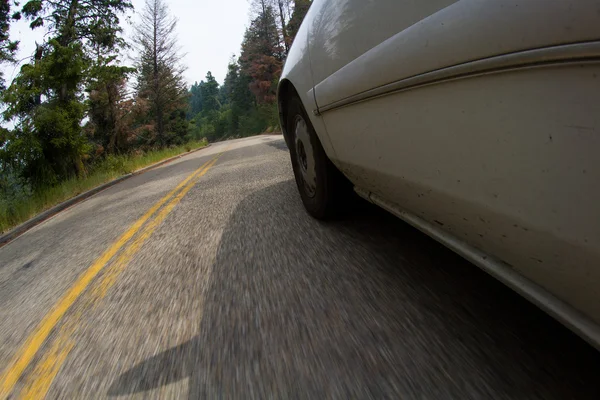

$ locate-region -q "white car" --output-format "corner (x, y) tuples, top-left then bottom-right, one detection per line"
(277, 0), (600, 349)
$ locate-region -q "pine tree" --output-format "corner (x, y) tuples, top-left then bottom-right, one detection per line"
(0, 0), (18, 92)
(200, 72), (219, 113)
(86, 64), (135, 155)
(240, 5), (284, 104)
(224, 58), (254, 112)
(220, 57), (254, 135)
(286, 0), (311, 47)
(2, 0), (132, 185)
(188, 82), (203, 118)
(253, 0), (292, 55)
(274, 0), (292, 54)
(134, 0), (188, 146)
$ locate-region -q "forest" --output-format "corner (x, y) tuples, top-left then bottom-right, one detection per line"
(0, 0), (312, 232)
(188, 0), (311, 141)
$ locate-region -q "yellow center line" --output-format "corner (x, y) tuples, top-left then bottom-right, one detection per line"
(0, 148), (226, 398)
(18, 329), (76, 399)
(17, 155), (223, 399)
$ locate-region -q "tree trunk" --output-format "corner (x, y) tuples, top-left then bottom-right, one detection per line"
(277, 0), (289, 54)
(261, 0), (268, 47)
(107, 82), (118, 153)
(60, 0), (79, 47)
(58, 0), (79, 103)
(33, 44), (43, 106)
(74, 154), (86, 178)
(153, 0), (164, 145)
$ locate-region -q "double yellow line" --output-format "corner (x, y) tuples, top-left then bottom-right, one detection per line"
(0, 150), (225, 399)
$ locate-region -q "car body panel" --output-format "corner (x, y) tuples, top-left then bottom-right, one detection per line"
(313, 0), (600, 108)
(278, 0), (600, 347)
(280, 9), (339, 159)
(324, 63), (600, 326)
(359, 188), (600, 349)
(306, 0), (456, 89)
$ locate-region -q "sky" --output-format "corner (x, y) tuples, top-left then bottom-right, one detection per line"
(6, 0), (251, 86)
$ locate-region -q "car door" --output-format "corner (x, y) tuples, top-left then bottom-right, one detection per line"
(309, 0), (600, 328)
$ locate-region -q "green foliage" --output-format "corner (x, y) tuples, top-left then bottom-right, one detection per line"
(0, 0), (19, 91)
(188, 81), (203, 117)
(2, 0), (132, 189)
(185, 2), (302, 142)
(184, 1), (313, 142)
(2, 40), (90, 186)
(134, 0), (188, 147)
(240, 5), (283, 104)
(287, 0), (311, 46)
(239, 103), (279, 135)
(21, 0), (132, 48)
(0, 139), (208, 233)
(86, 64), (135, 155)
(0, 0), (313, 230)
(200, 72), (219, 113)
(226, 60), (255, 112)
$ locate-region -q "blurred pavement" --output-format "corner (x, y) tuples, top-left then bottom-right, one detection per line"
(1, 135), (599, 399)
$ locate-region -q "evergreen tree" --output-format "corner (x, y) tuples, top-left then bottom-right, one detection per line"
(188, 82), (203, 117)
(0, 0), (19, 91)
(274, 0), (292, 54)
(184, 0), (313, 141)
(240, 5), (284, 104)
(220, 58), (254, 135)
(134, 0), (188, 146)
(86, 64), (135, 154)
(0, 0), (20, 199)
(287, 0), (311, 46)
(2, 0), (132, 185)
(200, 71), (219, 113)
(253, 0), (292, 56)
(224, 58), (253, 113)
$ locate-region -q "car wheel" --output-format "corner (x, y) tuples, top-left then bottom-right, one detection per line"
(286, 96), (351, 219)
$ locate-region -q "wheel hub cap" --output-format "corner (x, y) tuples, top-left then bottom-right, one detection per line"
(294, 116), (317, 197)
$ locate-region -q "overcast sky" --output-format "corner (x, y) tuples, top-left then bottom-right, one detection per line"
(7, 0), (251, 86)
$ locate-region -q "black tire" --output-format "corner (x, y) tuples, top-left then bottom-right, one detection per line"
(286, 96), (351, 219)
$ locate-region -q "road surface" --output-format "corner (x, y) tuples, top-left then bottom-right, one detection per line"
(1, 135), (599, 399)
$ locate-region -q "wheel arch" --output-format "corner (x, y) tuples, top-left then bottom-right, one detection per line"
(277, 78), (297, 149)
(277, 78), (339, 165)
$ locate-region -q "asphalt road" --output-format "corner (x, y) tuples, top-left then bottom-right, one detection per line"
(1, 135), (599, 399)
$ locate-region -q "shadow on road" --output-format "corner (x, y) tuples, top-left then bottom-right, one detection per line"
(109, 180), (600, 398)
(263, 138), (289, 152)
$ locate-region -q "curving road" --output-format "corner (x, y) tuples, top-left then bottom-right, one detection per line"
(1, 135), (599, 399)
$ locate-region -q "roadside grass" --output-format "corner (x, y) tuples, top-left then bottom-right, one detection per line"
(0, 139), (208, 234)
